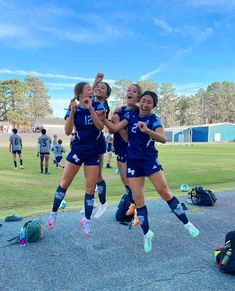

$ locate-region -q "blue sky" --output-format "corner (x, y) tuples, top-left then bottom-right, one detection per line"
(0, 0), (235, 117)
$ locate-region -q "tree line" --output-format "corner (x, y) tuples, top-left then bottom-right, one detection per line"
(0, 77), (52, 128)
(1, 77), (234, 128)
(111, 79), (235, 128)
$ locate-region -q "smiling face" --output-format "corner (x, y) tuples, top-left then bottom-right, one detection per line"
(94, 82), (108, 101)
(139, 94), (154, 115)
(125, 84), (141, 107)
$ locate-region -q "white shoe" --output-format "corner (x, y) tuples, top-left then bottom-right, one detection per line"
(79, 200), (97, 214)
(20, 165), (24, 169)
(94, 202), (109, 219)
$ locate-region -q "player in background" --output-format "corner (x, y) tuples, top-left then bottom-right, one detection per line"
(51, 139), (66, 168)
(105, 132), (113, 169)
(37, 128), (52, 174)
(53, 134), (58, 146)
(9, 128), (24, 169)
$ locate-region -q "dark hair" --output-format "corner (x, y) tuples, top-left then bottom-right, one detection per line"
(58, 139), (62, 144)
(104, 100), (110, 118)
(74, 82), (89, 98)
(102, 82), (112, 97)
(41, 128), (46, 135)
(140, 91), (158, 107)
(12, 128), (17, 134)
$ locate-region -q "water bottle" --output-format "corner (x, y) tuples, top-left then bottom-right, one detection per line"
(221, 249), (232, 265)
(19, 227), (26, 247)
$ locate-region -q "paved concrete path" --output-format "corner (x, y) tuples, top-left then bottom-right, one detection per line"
(1, 190), (235, 291)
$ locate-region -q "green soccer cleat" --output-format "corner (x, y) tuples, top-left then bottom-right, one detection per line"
(184, 222), (200, 238)
(144, 230), (155, 253)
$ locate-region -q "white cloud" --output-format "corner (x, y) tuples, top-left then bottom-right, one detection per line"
(0, 1), (135, 47)
(139, 44), (195, 81)
(154, 19), (173, 33)
(0, 68), (116, 83)
(45, 83), (75, 90)
(153, 18), (214, 43)
(0, 23), (47, 47)
(143, 19), (214, 80)
(140, 64), (167, 81)
(179, 25), (214, 43)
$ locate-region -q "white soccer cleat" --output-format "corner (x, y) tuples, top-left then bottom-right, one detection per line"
(94, 202), (108, 219)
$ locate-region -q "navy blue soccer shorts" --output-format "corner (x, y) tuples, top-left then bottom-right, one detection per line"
(40, 152), (50, 157)
(116, 153), (127, 163)
(106, 143), (113, 153)
(126, 158), (163, 178)
(66, 150), (100, 166)
(12, 150), (22, 155)
(55, 156), (63, 163)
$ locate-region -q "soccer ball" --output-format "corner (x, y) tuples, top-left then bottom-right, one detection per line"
(59, 199), (67, 209)
(115, 169), (120, 175)
(180, 184), (189, 192)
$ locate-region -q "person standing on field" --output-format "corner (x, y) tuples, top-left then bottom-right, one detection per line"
(9, 128), (24, 169)
(37, 128), (52, 174)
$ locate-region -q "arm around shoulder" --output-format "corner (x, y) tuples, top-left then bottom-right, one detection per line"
(104, 118), (128, 133)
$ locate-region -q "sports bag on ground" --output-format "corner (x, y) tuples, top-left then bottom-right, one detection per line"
(188, 186), (217, 206)
(115, 194), (134, 223)
(7, 218), (45, 245)
(215, 231), (235, 274)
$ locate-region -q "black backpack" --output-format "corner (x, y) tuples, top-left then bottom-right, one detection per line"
(115, 194), (134, 223)
(188, 186), (217, 206)
(215, 231), (235, 274)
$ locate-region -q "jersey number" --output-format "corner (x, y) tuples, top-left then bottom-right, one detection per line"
(14, 140), (18, 145)
(85, 116), (93, 125)
(131, 123), (138, 133)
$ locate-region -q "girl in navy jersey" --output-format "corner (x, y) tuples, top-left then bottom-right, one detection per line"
(91, 73), (112, 219)
(103, 91), (199, 253)
(112, 84), (141, 224)
(48, 82), (104, 237)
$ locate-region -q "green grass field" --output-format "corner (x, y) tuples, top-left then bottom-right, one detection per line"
(1, 143), (235, 220)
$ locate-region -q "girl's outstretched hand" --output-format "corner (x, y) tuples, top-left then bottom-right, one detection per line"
(95, 72), (104, 83)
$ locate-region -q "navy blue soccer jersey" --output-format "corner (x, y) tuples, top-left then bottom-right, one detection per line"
(92, 97), (110, 118)
(70, 101), (105, 154)
(124, 112), (162, 160)
(113, 106), (139, 156)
